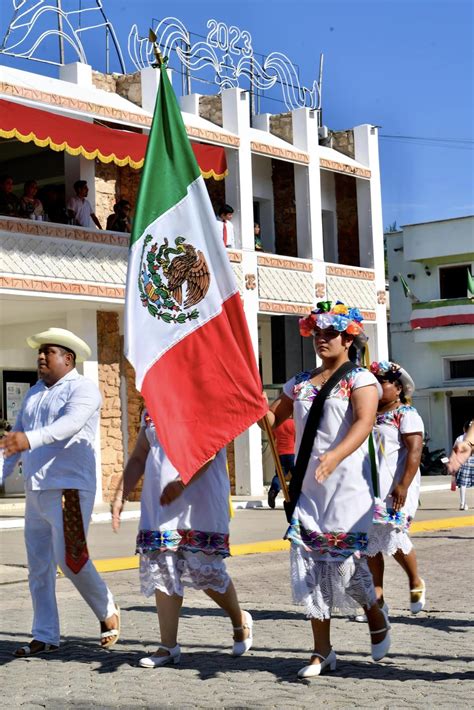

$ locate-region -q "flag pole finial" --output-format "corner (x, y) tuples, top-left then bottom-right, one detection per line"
(149, 28), (165, 67)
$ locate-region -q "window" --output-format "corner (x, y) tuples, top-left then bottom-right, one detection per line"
(449, 359), (474, 379)
(439, 265), (471, 299)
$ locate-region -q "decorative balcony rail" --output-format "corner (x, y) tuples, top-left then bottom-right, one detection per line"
(411, 298), (474, 329)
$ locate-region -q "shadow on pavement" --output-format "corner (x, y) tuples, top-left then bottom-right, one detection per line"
(1, 635), (473, 684)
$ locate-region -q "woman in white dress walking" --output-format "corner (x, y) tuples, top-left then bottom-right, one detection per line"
(111, 412), (252, 668)
(366, 361), (425, 614)
(264, 301), (391, 679)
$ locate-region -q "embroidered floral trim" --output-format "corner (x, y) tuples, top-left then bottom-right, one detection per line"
(136, 529), (230, 557)
(373, 503), (412, 531)
(292, 369), (365, 402)
(375, 405), (416, 429)
(286, 520), (368, 558)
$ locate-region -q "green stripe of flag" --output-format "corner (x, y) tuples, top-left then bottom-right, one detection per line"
(412, 297), (474, 310)
(130, 63), (201, 246)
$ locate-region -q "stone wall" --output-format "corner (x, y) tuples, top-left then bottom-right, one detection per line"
(91, 70), (117, 93)
(269, 112), (293, 143)
(91, 70), (142, 107)
(334, 173), (360, 266)
(271, 159), (297, 257)
(97, 311), (124, 502)
(122, 351), (144, 501)
(199, 95), (223, 127)
(331, 129), (355, 159)
(94, 163), (141, 228)
(115, 72), (142, 106)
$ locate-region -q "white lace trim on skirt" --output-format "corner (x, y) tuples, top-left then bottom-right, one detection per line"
(366, 524), (413, 557)
(290, 545), (376, 620)
(140, 550), (230, 598)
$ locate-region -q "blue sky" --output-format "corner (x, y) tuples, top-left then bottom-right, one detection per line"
(1, 0), (472, 228)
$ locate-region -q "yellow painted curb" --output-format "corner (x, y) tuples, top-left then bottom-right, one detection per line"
(91, 516), (473, 574)
(410, 515), (474, 533)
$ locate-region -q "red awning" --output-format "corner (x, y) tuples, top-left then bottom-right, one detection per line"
(0, 98), (227, 180)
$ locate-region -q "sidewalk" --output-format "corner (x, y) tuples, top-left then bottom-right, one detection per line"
(0, 476), (452, 530)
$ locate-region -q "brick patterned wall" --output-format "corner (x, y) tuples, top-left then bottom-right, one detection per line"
(335, 173), (360, 266)
(97, 311), (124, 501)
(199, 95), (223, 126)
(271, 159), (297, 257)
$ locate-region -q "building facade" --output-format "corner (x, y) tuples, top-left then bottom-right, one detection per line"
(386, 216), (474, 453)
(0, 60), (388, 500)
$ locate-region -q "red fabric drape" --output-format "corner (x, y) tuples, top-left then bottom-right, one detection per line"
(0, 98), (227, 179)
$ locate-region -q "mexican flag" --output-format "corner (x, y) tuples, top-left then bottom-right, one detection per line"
(125, 62), (267, 482)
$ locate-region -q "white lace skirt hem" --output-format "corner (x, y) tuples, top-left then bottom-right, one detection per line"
(366, 524), (413, 557)
(290, 545), (377, 620)
(140, 550), (230, 598)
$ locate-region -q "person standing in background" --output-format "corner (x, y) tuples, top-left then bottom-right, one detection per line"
(217, 204), (235, 248)
(67, 180), (102, 229)
(452, 420), (474, 511)
(267, 416), (295, 508)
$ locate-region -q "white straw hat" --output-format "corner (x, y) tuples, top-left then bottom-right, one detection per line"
(26, 327), (92, 362)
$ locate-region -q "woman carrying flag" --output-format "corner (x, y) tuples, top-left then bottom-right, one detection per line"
(264, 302), (390, 679)
(111, 412), (252, 668)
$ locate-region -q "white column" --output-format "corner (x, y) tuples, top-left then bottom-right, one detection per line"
(140, 66), (160, 113)
(66, 310), (103, 503)
(291, 108), (324, 261)
(179, 93), (201, 115)
(354, 125), (388, 359)
(233, 248), (264, 495)
(221, 89), (254, 250)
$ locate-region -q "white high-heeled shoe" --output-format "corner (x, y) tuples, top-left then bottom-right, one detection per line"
(410, 578), (426, 614)
(352, 601), (389, 623)
(370, 606), (391, 662)
(138, 644), (181, 668)
(232, 611), (253, 656)
(298, 649), (337, 678)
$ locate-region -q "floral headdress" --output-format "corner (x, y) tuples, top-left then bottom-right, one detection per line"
(370, 361), (415, 397)
(299, 300), (364, 338)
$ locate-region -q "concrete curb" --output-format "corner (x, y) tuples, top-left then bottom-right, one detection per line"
(0, 482), (453, 530)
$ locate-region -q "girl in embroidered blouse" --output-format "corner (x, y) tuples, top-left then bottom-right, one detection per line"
(366, 361), (425, 614)
(111, 413), (252, 668)
(263, 301), (390, 679)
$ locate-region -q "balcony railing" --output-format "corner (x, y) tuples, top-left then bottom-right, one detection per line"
(411, 297), (474, 329)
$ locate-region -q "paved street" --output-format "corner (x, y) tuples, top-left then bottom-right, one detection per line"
(0, 498), (473, 708)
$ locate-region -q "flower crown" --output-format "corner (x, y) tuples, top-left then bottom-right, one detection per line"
(370, 361), (402, 381)
(299, 301), (364, 338)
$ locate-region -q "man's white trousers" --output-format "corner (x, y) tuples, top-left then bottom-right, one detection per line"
(24, 489), (116, 646)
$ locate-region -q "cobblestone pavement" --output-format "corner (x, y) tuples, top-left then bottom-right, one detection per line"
(0, 528), (473, 709)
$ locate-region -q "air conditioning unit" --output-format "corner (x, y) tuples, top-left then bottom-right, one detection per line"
(318, 125), (329, 140)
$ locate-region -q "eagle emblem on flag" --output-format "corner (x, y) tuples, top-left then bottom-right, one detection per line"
(138, 235), (211, 323)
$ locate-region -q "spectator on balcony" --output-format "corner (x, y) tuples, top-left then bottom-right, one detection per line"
(216, 204), (235, 248)
(19, 180), (44, 220)
(254, 222), (263, 251)
(40, 186), (69, 225)
(106, 199), (132, 233)
(67, 180), (102, 229)
(0, 175), (20, 217)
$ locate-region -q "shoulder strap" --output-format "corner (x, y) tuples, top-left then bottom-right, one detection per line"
(284, 361), (357, 522)
(368, 432), (380, 498)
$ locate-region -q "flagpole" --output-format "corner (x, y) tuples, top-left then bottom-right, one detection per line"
(262, 414), (290, 502)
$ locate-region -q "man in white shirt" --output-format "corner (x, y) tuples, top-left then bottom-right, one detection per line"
(0, 327), (119, 657)
(216, 203), (235, 248)
(67, 180), (102, 229)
